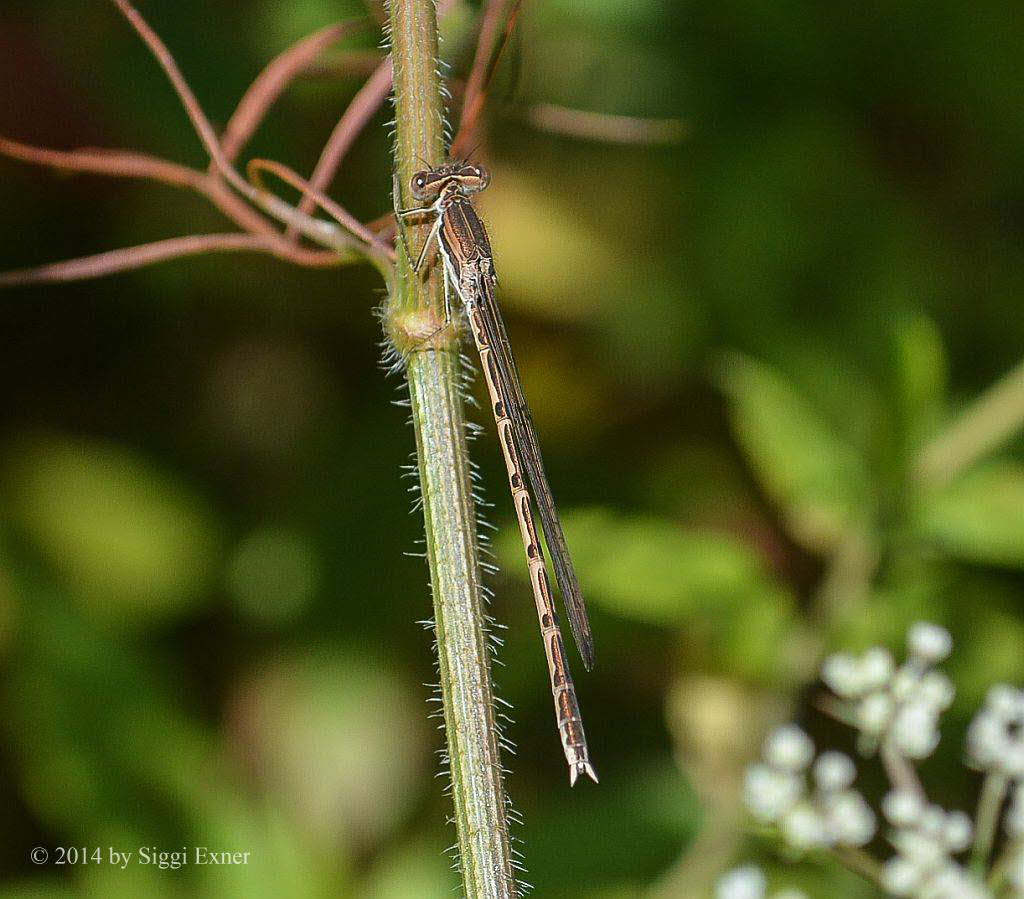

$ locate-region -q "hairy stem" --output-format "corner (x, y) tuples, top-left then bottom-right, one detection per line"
(385, 1), (516, 896)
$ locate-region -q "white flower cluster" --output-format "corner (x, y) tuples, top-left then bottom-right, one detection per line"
(729, 623), (1024, 898)
(821, 623), (955, 759)
(743, 724), (876, 850)
(966, 685), (1024, 778)
(716, 865), (808, 899)
(879, 790), (982, 898)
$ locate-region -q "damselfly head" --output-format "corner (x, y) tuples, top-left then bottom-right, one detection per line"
(410, 162), (491, 201)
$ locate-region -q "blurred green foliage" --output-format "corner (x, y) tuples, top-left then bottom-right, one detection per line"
(1, 0), (1023, 895)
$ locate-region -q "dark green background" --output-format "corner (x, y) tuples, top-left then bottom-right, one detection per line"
(2, 0), (1023, 895)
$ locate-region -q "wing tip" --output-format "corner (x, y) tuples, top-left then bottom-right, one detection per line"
(579, 640), (595, 671)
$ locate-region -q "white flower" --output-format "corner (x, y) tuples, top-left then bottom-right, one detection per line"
(918, 671), (955, 711)
(907, 622), (952, 663)
(986, 684), (1021, 719)
(890, 702), (941, 758)
(919, 804), (946, 839)
(892, 828), (945, 869)
(967, 710), (1004, 768)
(858, 691), (894, 734)
(823, 790), (876, 846)
(822, 652), (863, 697)
(860, 646), (895, 690)
(813, 751), (856, 792)
(941, 810), (972, 853)
(717, 865), (766, 899)
(764, 725), (815, 772)
(883, 790), (924, 827)
(891, 666), (921, 703)
(882, 856), (923, 895)
(744, 763), (803, 823)
(781, 802), (829, 849)
(967, 685), (1024, 776)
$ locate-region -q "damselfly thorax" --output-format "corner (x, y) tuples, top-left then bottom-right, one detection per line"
(397, 161), (598, 785)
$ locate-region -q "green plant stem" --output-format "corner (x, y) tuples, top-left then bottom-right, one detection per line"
(880, 742), (926, 802)
(833, 846), (887, 887)
(386, 1), (516, 896)
(988, 835), (1022, 892)
(916, 356), (1024, 485)
(971, 771), (1009, 877)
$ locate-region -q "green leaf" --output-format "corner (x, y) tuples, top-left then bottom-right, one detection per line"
(893, 312), (947, 447)
(921, 459), (1024, 567)
(536, 508), (789, 627)
(718, 353), (870, 552)
(712, 590), (800, 683)
(2, 435), (221, 626)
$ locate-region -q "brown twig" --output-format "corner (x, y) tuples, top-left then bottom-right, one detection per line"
(449, 0), (522, 159)
(1, 2), (397, 284)
(292, 0), (466, 232)
(0, 234), (318, 286)
(110, 0), (385, 259)
(2, 136), (238, 227)
(112, 0), (234, 183)
(299, 50), (386, 81)
(291, 58), (394, 229)
(364, 209), (398, 238)
(0, 134), (348, 268)
(0, 136), (201, 188)
(247, 157), (395, 259)
(525, 104), (689, 145)
(219, 21), (365, 164)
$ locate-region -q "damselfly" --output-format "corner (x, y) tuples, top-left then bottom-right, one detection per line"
(397, 161), (597, 786)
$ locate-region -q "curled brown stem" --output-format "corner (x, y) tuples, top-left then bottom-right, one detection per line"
(111, 0), (233, 182)
(292, 0), (465, 231)
(247, 157), (395, 260)
(291, 58), (394, 229)
(449, 0), (522, 159)
(300, 50), (386, 81)
(0, 134), (346, 268)
(1, 136), (254, 233)
(0, 137), (199, 187)
(110, 0), (384, 259)
(1, 2), (400, 285)
(219, 21), (365, 164)
(525, 104), (689, 145)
